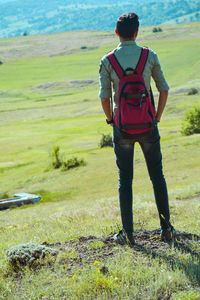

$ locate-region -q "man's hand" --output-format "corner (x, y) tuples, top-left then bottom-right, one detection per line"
(156, 90), (168, 122)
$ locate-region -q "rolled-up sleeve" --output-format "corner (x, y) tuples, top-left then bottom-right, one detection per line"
(151, 53), (169, 92)
(99, 58), (112, 99)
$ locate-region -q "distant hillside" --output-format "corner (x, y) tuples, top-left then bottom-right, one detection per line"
(0, 0), (200, 38)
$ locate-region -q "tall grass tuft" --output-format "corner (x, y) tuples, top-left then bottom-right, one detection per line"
(99, 133), (113, 148)
(0, 192), (9, 199)
(51, 145), (63, 169)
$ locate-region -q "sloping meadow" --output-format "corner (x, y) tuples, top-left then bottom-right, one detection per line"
(0, 23), (200, 298)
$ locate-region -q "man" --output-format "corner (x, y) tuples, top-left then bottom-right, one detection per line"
(99, 13), (176, 245)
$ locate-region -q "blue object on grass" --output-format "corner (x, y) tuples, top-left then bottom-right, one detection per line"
(0, 193), (41, 210)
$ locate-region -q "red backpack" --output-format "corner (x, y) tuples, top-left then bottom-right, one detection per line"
(107, 47), (156, 135)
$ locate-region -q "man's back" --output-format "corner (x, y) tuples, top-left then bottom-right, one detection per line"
(99, 40), (169, 114)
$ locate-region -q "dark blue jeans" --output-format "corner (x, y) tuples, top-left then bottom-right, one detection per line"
(113, 123), (170, 235)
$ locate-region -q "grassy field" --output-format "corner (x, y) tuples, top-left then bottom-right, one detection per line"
(0, 22), (200, 299)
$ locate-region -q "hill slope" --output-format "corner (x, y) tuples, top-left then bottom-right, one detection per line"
(0, 23), (200, 299)
(0, 0), (200, 38)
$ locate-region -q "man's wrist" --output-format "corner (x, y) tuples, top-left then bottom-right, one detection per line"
(106, 118), (113, 124)
(155, 115), (160, 122)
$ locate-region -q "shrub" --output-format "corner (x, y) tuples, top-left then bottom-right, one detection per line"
(152, 27), (162, 33)
(187, 88), (198, 95)
(6, 243), (58, 269)
(99, 133), (113, 148)
(50, 146), (86, 171)
(181, 107), (200, 136)
(61, 156), (86, 171)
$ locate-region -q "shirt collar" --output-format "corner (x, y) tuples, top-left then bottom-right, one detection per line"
(118, 40), (137, 47)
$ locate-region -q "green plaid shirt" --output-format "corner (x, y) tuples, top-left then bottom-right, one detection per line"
(99, 41), (169, 114)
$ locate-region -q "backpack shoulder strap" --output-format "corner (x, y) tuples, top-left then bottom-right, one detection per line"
(107, 52), (124, 79)
(135, 47), (149, 74)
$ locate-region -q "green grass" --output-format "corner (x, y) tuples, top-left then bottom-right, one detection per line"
(0, 253), (191, 299)
(0, 23), (200, 299)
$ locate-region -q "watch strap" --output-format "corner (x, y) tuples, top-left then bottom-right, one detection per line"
(106, 118), (113, 124)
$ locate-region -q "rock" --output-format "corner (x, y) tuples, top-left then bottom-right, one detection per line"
(99, 265), (109, 274)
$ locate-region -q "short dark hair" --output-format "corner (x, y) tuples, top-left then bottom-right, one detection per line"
(116, 13), (139, 38)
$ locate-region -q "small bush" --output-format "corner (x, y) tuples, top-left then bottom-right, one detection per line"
(181, 107), (200, 136)
(61, 157), (86, 171)
(99, 133), (113, 148)
(152, 27), (163, 33)
(6, 243), (58, 269)
(50, 146), (86, 171)
(187, 88), (198, 95)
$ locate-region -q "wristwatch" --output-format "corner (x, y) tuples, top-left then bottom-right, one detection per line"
(106, 118), (113, 124)
(155, 115), (160, 123)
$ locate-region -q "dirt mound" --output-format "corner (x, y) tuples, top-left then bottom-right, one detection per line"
(6, 230), (200, 282)
(44, 229), (200, 255)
